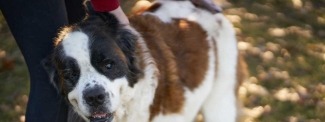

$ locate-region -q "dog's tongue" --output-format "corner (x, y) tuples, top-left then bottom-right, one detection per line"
(92, 113), (107, 118)
(90, 112), (114, 122)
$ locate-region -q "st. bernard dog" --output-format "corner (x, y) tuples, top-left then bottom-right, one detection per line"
(43, 1), (247, 122)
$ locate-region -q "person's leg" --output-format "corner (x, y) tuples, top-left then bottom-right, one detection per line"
(0, 0), (69, 121)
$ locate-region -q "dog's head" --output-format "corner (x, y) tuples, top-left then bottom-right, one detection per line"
(43, 12), (140, 122)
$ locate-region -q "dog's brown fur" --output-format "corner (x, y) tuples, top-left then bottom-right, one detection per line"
(130, 14), (211, 120)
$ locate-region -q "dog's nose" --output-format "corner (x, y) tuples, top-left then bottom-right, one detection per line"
(83, 87), (106, 107)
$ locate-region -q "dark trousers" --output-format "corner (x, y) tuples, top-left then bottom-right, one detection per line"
(0, 0), (86, 121)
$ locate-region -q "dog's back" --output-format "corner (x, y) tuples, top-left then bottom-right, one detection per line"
(125, 1), (242, 122)
(131, 12), (211, 121)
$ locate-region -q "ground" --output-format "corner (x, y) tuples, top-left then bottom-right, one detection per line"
(0, 0), (324, 122)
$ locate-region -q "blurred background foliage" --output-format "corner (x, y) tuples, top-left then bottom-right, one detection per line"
(0, 0), (324, 121)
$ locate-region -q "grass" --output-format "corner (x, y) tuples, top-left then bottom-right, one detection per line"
(0, 0), (324, 121)
(227, 0), (325, 121)
(0, 11), (29, 122)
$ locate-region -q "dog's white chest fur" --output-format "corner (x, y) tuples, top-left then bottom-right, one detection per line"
(114, 34), (159, 122)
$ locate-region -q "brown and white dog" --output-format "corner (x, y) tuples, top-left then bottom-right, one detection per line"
(43, 1), (246, 122)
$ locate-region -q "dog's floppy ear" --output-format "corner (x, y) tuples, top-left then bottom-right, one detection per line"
(42, 56), (62, 93)
(116, 28), (141, 87)
(92, 12), (120, 36)
(83, 0), (120, 33)
(84, 0), (96, 15)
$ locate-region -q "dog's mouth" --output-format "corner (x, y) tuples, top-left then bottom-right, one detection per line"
(88, 112), (113, 122)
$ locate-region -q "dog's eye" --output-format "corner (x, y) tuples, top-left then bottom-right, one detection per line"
(102, 59), (114, 70)
(105, 63), (113, 69)
(63, 70), (78, 81)
(69, 73), (78, 80)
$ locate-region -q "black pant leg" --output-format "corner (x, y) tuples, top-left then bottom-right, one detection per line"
(0, 0), (69, 121)
(65, 0), (87, 24)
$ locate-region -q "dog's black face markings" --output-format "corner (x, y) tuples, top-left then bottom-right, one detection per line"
(56, 55), (81, 94)
(43, 44), (81, 95)
(43, 11), (141, 121)
(44, 12), (140, 93)
(88, 30), (129, 81)
(79, 12), (141, 87)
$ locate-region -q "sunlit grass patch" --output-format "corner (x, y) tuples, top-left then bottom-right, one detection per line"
(227, 0), (325, 121)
